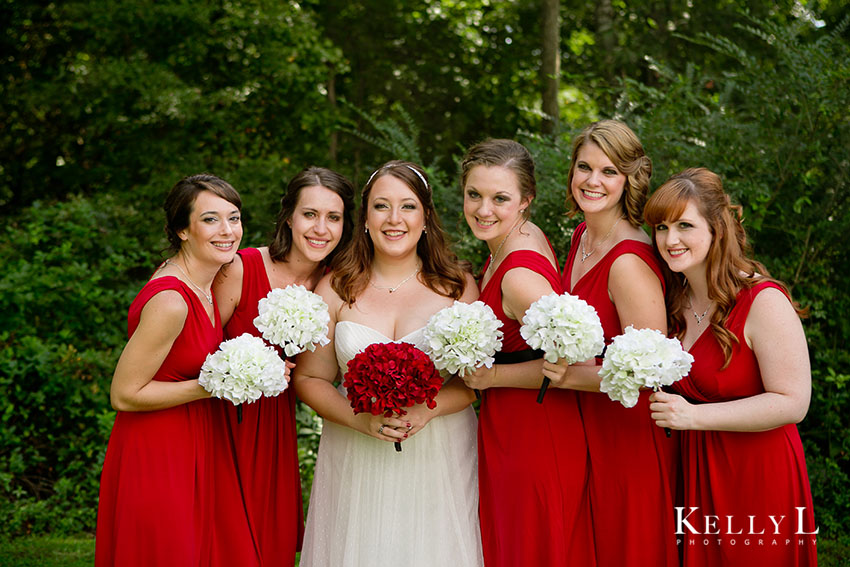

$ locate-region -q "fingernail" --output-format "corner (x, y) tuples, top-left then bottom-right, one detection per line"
(404, 433), (408, 438)
(406, 423), (411, 428)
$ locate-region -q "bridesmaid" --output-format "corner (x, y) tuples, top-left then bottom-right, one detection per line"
(459, 139), (594, 566)
(211, 167), (355, 566)
(542, 120), (678, 566)
(96, 174), (248, 566)
(645, 168), (817, 566)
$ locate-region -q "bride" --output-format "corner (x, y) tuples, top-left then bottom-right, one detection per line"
(293, 161), (484, 567)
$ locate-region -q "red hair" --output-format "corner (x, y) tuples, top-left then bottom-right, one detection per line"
(644, 168), (804, 368)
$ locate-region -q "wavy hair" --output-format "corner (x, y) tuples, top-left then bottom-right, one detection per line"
(565, 119), (652, 228)
(461, 138), (536, 220)
(163, 173), (241, 255)
(331, 160), (467, 305)
(644, 167), (803, 368)
(268, 166), (355, 266)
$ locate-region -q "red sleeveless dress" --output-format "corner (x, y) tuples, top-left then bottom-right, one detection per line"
(674, 282), (817, 566)
(210, 247), (304, 566)
(563, 223), (679, 566)
(478, 248), (595, 567)
(95, 277), (220, 566)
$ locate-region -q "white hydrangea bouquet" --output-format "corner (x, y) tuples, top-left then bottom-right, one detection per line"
(423, 301), (504, 397)
(599, 325), (694, 420)
(200, 333), (289, 423)
(520, 292), (605, 403)
(253, 285), (331, 358)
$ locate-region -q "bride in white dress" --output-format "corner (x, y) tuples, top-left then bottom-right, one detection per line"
(293, 161), (484, 567)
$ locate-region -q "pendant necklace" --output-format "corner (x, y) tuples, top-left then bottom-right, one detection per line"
(581, 217), (623, 262)
(487, 220), (522, 274)
(165, 259), (213, 305)
(370, 264), (421, 293)
(690, 299), (713, 326)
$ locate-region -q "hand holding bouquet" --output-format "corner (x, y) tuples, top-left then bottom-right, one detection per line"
(520, 292), (605, 403)
(599, 326), (694, 436)
(199, 333), (289, 422)
(343, 342), (443, 452)
(423, 301), (503, 398)
(253, 285), (330, 357)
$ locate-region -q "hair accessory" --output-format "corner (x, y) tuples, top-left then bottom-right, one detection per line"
(366, 165), (429, 190)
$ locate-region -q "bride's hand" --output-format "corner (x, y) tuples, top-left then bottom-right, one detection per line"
(360, 413), (410, 443)
(397, 405), (436, 442)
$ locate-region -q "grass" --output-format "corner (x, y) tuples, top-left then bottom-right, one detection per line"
(0, 534), (846, 566)
(0, 535), (94, 567)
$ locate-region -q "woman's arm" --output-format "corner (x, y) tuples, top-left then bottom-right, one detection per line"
(212, 254), (244, 327)
(650, 286), (811, 432)
(462, 267), (555, 391)
(110, 290), (211, 411)
(543, 254), (667, 392)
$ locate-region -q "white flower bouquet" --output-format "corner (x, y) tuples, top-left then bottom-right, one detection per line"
(199, 333), (289, 422)
(599, 325), (694, 410)
(520, 292), (605, 403)
(253, 285), (331, 357)
(423, 300), (504, 380)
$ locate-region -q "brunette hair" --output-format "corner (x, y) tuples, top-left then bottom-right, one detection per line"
(268, 166), (355, 266)
(644, 167), (803, 368)
(163, 173), (241, 255)
(331, 160), (467, 305)
(565, 119), (652, 228)
(461, 139), (536, 220)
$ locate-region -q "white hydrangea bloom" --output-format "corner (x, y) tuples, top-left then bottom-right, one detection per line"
(423, 301), (504, 377)
(199, 333), (288, 405)
(599, 325), (694, 408)
(253, 285), (331, 357)
(520, 292), (605, 364)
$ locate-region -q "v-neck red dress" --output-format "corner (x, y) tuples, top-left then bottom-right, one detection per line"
(477, 248), (595, 567)
(562, 223), (679, 566)
(210, 247), (304, 566)
(96, 277), (220, 567)
(674, 282), (817, 566)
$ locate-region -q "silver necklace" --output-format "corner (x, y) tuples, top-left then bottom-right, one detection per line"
(165, 259), (213, 305)
(690, 300), (712, 326)
(487, 220), (522, 273)
(581, 217), (623, 262)
(369, 265), (421, 293)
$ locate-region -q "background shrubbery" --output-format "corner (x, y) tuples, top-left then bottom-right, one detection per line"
(1, 0), (847, 548)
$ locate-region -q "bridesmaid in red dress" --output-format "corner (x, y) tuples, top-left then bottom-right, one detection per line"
(542, 120), (678, 566)
(645, 168), (817, 566)
(212, 167), (355, 566)
(96, 174), (249, 566)
(459, 139), (595, 567)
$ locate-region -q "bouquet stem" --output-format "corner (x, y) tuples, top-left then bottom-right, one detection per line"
(394, 441), (402, 452)
(536, 377), (551, 404)
(236, 404), (243, 424)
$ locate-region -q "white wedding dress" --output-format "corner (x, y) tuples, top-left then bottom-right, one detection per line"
(299, 321), (484, 567)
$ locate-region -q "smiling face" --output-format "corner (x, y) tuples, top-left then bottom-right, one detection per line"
(179, 190), (243, 265)
(365, 174), (425, 260)
(654, 199), (713, 276)
(287, 184), (345, 264)
(570, 142), (627, 216)
(463, 164), (530, 247)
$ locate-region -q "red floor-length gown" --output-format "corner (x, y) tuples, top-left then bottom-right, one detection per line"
(210, 247), (304, 566)
(478, 248), (595, 567)
(96, 277), (220, 566)
(563, 223), (679, 566)
(674, 281), (817, 566)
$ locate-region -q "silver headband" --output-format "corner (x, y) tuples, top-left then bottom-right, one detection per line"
(366, 164), (429, 190)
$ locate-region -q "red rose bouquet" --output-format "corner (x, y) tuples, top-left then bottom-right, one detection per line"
(343, 342), (443, 452)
